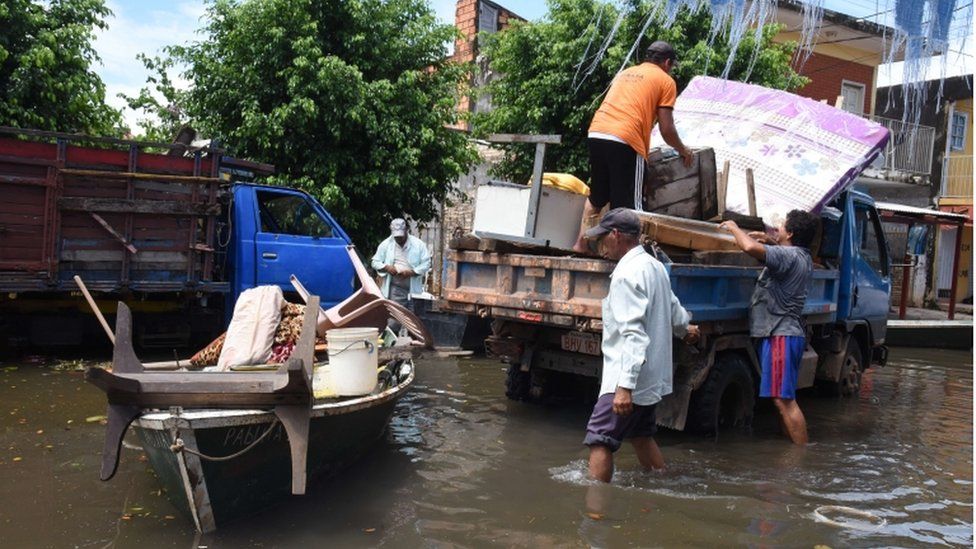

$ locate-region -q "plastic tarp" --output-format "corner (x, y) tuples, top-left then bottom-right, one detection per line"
(653, 76), (890, 227)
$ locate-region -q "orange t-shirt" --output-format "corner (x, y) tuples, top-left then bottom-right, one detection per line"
(588, 63), (677, 159)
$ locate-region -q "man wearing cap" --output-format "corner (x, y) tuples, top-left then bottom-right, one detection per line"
(573, 40), (694, 254)
(582, 208), (699, 481)
(371, 218), (431, 324)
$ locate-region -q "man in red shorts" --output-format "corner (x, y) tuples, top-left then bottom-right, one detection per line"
(720, 210), (819, 444)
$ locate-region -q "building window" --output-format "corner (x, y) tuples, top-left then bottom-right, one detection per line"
(950, 111), (968, 151)
(840, 80), (866, 116)
(479, 3), (498, 33)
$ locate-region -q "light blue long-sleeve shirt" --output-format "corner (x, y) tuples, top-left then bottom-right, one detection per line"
(370, 235), (431, 298)
(599, 246), (691, 406)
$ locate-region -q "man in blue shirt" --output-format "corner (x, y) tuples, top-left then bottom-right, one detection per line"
(371, 218), (431, 331)
(720, 210), (818, 445)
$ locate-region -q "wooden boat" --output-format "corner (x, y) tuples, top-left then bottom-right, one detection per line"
(85, 290), (426, 533)
(129, 359), (413, 533)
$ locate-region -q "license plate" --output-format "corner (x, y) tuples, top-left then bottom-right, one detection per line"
(561, 331), (602, 356)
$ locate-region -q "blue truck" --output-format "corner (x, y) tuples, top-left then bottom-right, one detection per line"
(438, 190), (892, 433)
(0, 128), (354, 348)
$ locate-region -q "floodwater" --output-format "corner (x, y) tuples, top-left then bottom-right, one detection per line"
(0, 348), (971, 548)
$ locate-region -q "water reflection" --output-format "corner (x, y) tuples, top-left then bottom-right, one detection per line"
(0, 349), (970, 547)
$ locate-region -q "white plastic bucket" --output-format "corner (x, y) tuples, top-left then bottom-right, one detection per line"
(326, 327), (379, 396)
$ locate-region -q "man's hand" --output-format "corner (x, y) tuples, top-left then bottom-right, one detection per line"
(683, 324), (700, 344)
(399, 268), (416, 277)
(718, 220), (739, 233)
(382, 264), (398, 275)
(679, 146), (693, 168)
(748, 231), (772, 244)
(612, 387), (634, 416)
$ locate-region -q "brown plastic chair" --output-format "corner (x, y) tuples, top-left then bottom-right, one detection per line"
(290, 246), (433, 349)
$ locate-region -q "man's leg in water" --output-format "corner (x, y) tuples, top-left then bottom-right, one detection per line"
(773, 398), (808, 445)
(588, 444), (614, 482)
(630, 437), (665, 470)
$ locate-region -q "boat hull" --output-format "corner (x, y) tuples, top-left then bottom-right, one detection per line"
(131, 373), (412, 532)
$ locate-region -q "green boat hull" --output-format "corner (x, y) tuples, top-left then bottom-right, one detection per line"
(131, 373), (411, 532)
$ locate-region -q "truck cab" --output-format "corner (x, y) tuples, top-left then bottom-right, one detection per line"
(229, 184), (355, 311)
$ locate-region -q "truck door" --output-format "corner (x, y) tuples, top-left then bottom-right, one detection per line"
(850, 200), (891, 343)
(253, 188), (354, 308)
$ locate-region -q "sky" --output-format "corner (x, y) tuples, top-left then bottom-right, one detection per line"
(91, 0), (972, 133)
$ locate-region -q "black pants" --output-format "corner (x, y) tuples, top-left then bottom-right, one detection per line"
(587, 137), (644, 210)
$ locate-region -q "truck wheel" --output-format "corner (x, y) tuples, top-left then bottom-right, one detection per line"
(819, 338), (862, 397)
(837, 339), (863, 397)
(687, 353), (755, 435)
(504, 362), (530, 401)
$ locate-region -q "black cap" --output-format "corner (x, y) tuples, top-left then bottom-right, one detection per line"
(645, 40), (677, 62)
(585, 208), (641, 238)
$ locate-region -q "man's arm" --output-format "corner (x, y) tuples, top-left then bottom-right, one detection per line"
(610, 274), (651, 416)
(370, 241), (393, 275)
(656, 107), (692, 168)
(719, 220), (766, 262)
(412, 239), (432, 278)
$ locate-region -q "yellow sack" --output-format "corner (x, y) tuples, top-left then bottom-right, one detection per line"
(527, 172), (590, 196)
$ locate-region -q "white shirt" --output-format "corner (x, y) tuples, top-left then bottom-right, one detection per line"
(599, 246), (691, 406)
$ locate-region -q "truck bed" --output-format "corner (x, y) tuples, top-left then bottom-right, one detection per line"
(0, 129), (227, 293)
(440, 249), (839, 329)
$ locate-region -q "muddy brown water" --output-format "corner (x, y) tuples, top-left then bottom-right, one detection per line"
(0, 348), (971, 547)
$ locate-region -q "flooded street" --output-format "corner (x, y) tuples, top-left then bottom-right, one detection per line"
(0, 348), (971, 547)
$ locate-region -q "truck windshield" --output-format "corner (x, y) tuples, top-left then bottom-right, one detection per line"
(257, 191), (333, 238)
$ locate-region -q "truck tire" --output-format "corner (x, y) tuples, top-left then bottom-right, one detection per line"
(687, 353), (756, 435)
(820, 338), (862, 397)
(505, 363), (530, 401)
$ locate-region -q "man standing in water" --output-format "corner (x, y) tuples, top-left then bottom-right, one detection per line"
(583, 208), (698, 481)
(720, 210), (818, 445)
(572, 40), (693, 254)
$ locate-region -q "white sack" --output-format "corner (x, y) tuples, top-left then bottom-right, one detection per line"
(215, 285), (284, 371)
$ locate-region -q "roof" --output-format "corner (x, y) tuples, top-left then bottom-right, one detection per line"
(875, 201), (969, 224)
(776, 0), (902, 60)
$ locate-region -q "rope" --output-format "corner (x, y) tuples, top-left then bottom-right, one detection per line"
(170, 418), (280, 462)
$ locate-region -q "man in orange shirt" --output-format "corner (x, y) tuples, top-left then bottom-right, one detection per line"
(573, 41), (693, 254)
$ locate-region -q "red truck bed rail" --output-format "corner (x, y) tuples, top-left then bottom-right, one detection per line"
(0, 127), (227, 292)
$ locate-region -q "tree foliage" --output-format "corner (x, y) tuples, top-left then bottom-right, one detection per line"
(474, 0), (809, 182)
(155, 0), (477, 251)
(0, 0), (122, 134)
(119, 54), (190, 142)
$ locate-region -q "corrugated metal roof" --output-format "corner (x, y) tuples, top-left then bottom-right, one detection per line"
(874, 201), (970, 222)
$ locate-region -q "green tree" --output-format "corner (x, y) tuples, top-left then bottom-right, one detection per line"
(474, 0), (809, 181)
(0, 0), (122, 134)
(159, 0), (477, 251)
(119, 54), (190, 142)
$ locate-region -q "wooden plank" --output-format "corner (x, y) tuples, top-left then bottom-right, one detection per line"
(645, 174), (704, 215)
(59, 168), (220, 183)
(59, 197), (220, 216)
(89, 212), (138, 254)
(745, 168), (757, 217)
(636, 211), (739, 252)
(60, 250), (187, 262)
(0, 174), (48, 187)
(647, 196), (702, 219)
(697, 148), (717, 219)
(717, 160), (730, 215)
(132, 180), (194, 195)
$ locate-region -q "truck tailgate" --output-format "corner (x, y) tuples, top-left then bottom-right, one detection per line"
(441, 250), (839, 327)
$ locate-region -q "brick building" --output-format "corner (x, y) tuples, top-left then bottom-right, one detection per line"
(451, 0), (525, 124)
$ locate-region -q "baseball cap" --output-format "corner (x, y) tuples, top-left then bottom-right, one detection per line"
(390, 218), (407, 237)
(645, 40), (677, 63)
(584, 208), (641, 238)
